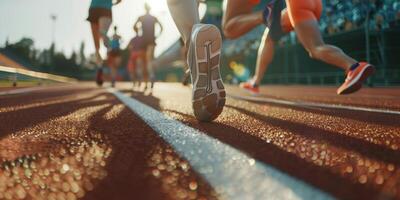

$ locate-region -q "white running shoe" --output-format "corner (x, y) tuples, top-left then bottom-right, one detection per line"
(187, 24), (226, 122)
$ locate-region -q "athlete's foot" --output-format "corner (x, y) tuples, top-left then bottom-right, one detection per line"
(337, 62), (375, 95)
(188, 24), (225, 122)
(96, 68), (104, 87)
(240, 81), (260, 95)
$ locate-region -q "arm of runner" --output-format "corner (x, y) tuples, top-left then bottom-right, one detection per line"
(133, 18), (141, 33)
(156, 18), (164, 37)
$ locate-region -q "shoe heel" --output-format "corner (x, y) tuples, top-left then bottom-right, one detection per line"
(191, 24), (225, 121)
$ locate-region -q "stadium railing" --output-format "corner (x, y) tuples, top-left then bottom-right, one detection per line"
(0, 65), (77, 87)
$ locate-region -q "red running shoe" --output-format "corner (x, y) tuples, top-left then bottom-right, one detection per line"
(240, 82), (260, 95)
(337, 62), (375, 95)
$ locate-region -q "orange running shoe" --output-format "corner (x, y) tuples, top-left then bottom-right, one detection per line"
(337, 62), (375, 95)
(240, 82), (260, 95)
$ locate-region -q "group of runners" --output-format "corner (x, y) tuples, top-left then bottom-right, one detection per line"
(87, 0), (375, 122)
(87, 0), (162, 89)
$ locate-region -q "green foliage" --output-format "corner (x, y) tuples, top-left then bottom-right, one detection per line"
(3, 38), (93, 79)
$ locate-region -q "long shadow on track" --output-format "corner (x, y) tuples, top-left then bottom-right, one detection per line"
(225, 105), (400, 166)
(238, 97), (400, 128)
(163, 109), (381, 200)
(84, 90), (218, 200)
(128, 92), (382, 199)
(0, 89), (218, 200)
(0, 91), (111, 138)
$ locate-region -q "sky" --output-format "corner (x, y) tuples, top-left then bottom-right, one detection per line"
(0, 0), (206, 57)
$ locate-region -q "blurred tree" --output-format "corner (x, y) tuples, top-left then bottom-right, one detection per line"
(5, 37), (9, 47)
(79, 41), (86, 66)
(2, 37), (93, 79)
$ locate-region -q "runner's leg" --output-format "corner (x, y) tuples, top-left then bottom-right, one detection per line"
(222, 0), (263, 39)
(253, 29), (275, 85)
(141, 52), (149, 89)
(146, 44), (156, 88)
(294, 21), (356, 71)
(167, 0), (226, 121)
(166, 0), (200, 46)
(286, 0), (374, 94)
(98, 17), (112, 47)
(90, 22), (102, 64)
(285, 0), (357, 70)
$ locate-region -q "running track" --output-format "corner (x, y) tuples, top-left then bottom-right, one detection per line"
(0, 83), (399, 200)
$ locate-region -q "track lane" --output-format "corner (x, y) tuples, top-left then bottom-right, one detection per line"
(110, 88), (333, 200)
(226, 85), (400, 111)
(117, 83), (400, 199)
(0, 84), (218, 200)
(1, 83), (399, 199)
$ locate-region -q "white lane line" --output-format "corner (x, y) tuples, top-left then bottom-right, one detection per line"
(108, 88), (333, 200)
(229, 94), (400, 115)
(0, 87), (44, 96)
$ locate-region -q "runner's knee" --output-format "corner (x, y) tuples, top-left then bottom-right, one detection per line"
(222, 21), (239, 39)
(308, 45), (339, 60)
(307, 45), (323, 59)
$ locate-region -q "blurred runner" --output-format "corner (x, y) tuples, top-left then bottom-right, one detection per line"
(134, 3), (163, 91)
(107, 26), (122, 88)
(240, 0), (375, 95)
(167, 0), (226, 122)
(222, 0), (278, 39)
(222, 0), (285, 95)
(87, 0), (121, 86)
(180, 1), (206, 86)
(127, 27), (146, 89)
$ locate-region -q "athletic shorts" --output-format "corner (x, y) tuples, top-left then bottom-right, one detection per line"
(108, 49), (121, 57)
(143, 36), (156, 49)
(281, 0), (322, 32)
(87, 8), (112, 24)
(127, 51), (145, 72)
(107, 49), (121, 67)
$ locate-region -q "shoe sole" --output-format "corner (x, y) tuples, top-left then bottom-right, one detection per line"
(189, 24), (225, 122)
(338, 64), (375, 95)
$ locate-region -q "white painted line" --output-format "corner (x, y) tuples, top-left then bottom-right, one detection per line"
(108, 88), (333, 200)
(229, 94), (400, 115)
(0, 87), (44, 96)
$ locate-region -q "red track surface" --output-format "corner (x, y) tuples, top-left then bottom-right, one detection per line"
(0, 82), (399, 200)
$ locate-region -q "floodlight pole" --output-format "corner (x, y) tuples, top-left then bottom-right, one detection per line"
(51, 14), (57, 44)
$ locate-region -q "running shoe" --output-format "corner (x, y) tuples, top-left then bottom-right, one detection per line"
(188, 24), (226, 122)
(96, 67), (104, 87)
(337, 62), (375, 95)
(240, 81), (260, 95)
